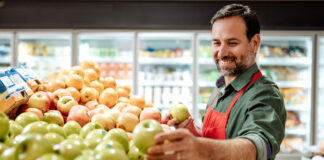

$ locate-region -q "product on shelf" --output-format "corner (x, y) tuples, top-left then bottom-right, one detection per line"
(198, 45), (212, 58)
(280, 88), (306, 105)
(286, 111), (301, 128)
(261, 66), (302, 81)
(140, 48), (190, 58)
(258, 45), (306, 58)
(98, 63), (132, 80)
(199, 88), (213, 104)
(200, 70), (220, 82)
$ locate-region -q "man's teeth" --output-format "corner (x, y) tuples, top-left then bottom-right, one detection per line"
(220, 60), (233, 64)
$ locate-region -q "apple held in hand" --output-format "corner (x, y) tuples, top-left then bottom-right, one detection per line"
(28, 91), (51, 112)
(57, 96), (78, 115)
(0, 112), (9, 142)
(169, 103), (189, 123)
(132, 119), (163, 154)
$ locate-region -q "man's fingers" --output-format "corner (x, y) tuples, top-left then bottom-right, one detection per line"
(154, 129), (189, 143)
(148, 141), (186, 155)
(167, 118), (178, 126)
(161, 113), (171, 124)
(145, 151), (176, 160)
(177, 117), (193, 128)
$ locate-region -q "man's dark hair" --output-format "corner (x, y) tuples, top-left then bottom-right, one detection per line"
(210, 4), (260, 41)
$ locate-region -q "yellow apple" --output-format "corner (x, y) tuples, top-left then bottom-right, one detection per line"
(100, 77), (116, 89)
(117, 112), (139, 132)
(48, 79), (65, 92)
(130, 95), (146, 110)
(53, 89), (71, 107)
(91, 113), (115, 131)
(80, 87), (99, 104)
(117, 97), (131, 104)
(113, 102), (130, 112)
(99, 88), (118, 108)
(89, 81), (104, 94)
(84, 69), (98, 82)
(122, 106), (142, 117)
(80, 60), (95, 70)
(66, 87), (81, 102)
(66, 74), (84, 90)
(70, 66), (85, 78)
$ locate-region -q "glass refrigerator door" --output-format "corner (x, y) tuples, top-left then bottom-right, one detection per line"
(0, 33), (12, 70)
(138, 32), (194, 115)
(257, 35), (313, 153)
(317, 36), (324, 144)
(17, 32), (71, 80)
(197, 33), (220, 120)
(79, 32), (134, 87)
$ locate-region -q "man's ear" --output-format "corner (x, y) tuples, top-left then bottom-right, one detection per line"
(251, 34), (261, 54)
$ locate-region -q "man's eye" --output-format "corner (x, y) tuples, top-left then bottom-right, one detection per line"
(213, 42), (221, 46)
(229, 42), (238, 45)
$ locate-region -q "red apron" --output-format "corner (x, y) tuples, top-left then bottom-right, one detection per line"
(202, 71), (262, 139)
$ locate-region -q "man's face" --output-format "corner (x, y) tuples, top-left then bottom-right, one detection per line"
(211, 16), (258, 76)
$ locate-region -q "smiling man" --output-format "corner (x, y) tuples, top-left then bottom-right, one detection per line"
(146, 4), (286, 160)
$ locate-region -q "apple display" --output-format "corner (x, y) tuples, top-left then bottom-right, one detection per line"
(70, 66), (85, 78)
(84, 69), (98, 82)
(113, 102), (130, 112)
(99, 77), (116, 89)
(48, 79), (65, 92)
(42, 110), (64, 126)
(58, 139), (85, 160)
(80, 60), (95, 70)
(169, 103), (189, 123)
(117, 85), (131, 95)
(67, 105), (90, 127)
(132, 119), (163, 154)
(57, 96), (78, 115)
(28, 91), (51, 112)
(128, 146), (145, 160)
(99, 88), (118, 108)
(91, 113), (115, 131)
(117, 97), (131, 104)
(105, 109), (121, 124)
(116, 88), (129, 98)
(45, 91), (55, 110)
(79, 122), (104, 138)
(63, 121), (82, 136)
(140, 107), (161, 122)
(8, 120), (23, 138)
(21, 121), (48, 135)
(46, 123), (66, 138)
(117, 112), (139, 132)
(95, 148), (128, 160)
(0, 143), (7, 155)
(25, 108), (43, 120)
(122, 106), (142, 117)
(0, 112), (9, 142)
(66, 87), (81, 103)
(43, 132), (65, 146)
(53, 89), (71, 107)
(89, 81), (104, 94)
(0, 147), (18, 159)
(95, 139), (125, 152)
(36, 153), (66, 160)
(15, 112), (40, 127)
(15, 134), (53, 160)
(103, 128), (129, 152)
(130, 95), (145, 109)
(85, 100), (99, 110)
(80, 87), (99, 104)
(66, 74), (84, 90)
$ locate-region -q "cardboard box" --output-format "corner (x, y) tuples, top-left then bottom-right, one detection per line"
(11, 66), (42, 92)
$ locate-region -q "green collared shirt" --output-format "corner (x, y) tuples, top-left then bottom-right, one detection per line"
(203, 63), (286, 160)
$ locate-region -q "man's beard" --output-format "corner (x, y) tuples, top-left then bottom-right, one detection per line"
(215, 47), (253, 76)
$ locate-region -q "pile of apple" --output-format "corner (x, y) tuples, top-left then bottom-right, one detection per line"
(0, 60), (190, 160)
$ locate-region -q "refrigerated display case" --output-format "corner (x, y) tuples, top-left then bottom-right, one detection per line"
(196, 33), (220, 120)
(78, 32), (134, 87)
(316, 36), (324, 144)
(257, 34), (313, 154)
(17, 32), (71, 80)
(0, 33), (12, 70)
(137, 32), (194, 115)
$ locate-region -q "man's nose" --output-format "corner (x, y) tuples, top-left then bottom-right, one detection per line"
(217, 45), (229, 58)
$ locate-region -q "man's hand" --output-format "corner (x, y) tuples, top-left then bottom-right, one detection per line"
(146, 129), (201, 160)
(161, 113), (201, 136)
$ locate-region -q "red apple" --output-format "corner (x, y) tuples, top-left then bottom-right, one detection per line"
(140, 108), (161, 122)
(67, 105), (90, 127)
(57, 96), (78, 115)
(25, 108), (43, 120)
(27, 91), (51, 112)
(45, 92), (55, 110)
(122, 106), (142, 117)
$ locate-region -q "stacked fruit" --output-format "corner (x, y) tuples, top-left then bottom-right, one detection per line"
(0, 60), (190, 160)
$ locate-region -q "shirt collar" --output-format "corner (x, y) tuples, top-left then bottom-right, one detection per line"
(230, 63), (260, 92)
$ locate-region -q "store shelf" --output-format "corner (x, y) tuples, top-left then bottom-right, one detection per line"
(199, 58), (214, 65)
(276, 152), (302, 160)
(90, 56), (132, 63)
(257, 57), (311, 66)
(199, 81), (215, 88)
(139, 57), (192, 65)
(285, 127), (307, 135)
(0, 56), (10, 64)
(276, 81), (311, 88)
(139, 81), (193, 87)
(285, 104), (309, 112)
(19, 55), (68, 62)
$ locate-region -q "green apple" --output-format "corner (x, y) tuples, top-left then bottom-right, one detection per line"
(83, 138), (101, 150)
(80, 122), (103, 138)
(0, 142), (7, 155)
(15, 134), (53, 160)
(36, 153), (66, 160)
(103, 128), (129, 152)
(95, 140), (125, 152)
(58, 139), (85, 160)
(128, 146), (145, 160)
(8, 120), (23, 138)
(0, 112), (9, 142)
(75, 154), (95, 160)
(42, 111), (64, 126)
(63, 121), (82, 136)
(15, 112), (40, 127)
(0, 147), (18, 160)
(44, 133), (65, 146)
(95, 148), (128, 160)
(133, 120), (163, 154)
(47, 124), (66, 138)
(67, 134), (83, 141)
(21, 121), (48, 135)
(4, 136), (14, 147)
(86, 129), (106, 140)
(169, 103), (189, 123)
